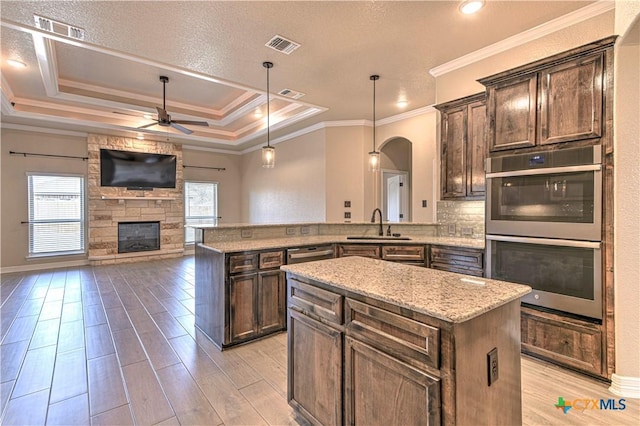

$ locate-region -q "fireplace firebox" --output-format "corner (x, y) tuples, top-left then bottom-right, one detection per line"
(118, 221), (160, 253)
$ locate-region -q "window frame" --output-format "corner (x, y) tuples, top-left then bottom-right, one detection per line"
(26, 172), (87, 258)
(184, 180), (219, 245)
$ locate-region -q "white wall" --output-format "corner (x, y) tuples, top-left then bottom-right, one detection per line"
(325, 126), (367, 222)
(240, 129), (326, 223)
(375, 111), (439, 223)
(0, 128), (89, 268)
(182, 148), (243, 223)
(613, 1), (640, 381)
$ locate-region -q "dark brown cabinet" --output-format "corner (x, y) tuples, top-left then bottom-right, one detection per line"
(286, 270), (524, 425)
(228, 250), (285, 345)
(435, 93), (487, 199)
(430, 245), (484, 277)
(480, 38), (612, 153)
(338, 243), (426, 266)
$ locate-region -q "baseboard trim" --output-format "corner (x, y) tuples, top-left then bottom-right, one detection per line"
(609, 373), (640, 399)
(1, 259), (90, 274)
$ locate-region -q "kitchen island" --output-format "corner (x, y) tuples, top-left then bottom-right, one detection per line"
(282, 256), (531, 425)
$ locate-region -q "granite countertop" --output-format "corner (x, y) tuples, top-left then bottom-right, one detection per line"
(281, 256), (530, 324)
(200, 235), (484, 253)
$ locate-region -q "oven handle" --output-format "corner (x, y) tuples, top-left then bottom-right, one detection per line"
(485, 234), (601, 249)
(486, 164), (601, 179)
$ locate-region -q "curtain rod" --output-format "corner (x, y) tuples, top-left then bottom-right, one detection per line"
(183, 165), (226, 171)
(9, 151), (88, 161)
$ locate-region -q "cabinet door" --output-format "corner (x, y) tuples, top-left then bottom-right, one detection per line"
(288, 309), (343, 426)
(487, 74), (537, 152)
(344, 337), (440, 426)
(440, 106), (466, 199)
(466, 100), (487, 197)
(257, 270), (285, 335)
(538, 53), (603, 145)
(229, 273), (258, 342)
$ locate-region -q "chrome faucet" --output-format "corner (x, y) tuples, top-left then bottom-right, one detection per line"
(370, 208), (383, 236)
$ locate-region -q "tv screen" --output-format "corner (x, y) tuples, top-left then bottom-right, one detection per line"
(100, 149), (177, 189)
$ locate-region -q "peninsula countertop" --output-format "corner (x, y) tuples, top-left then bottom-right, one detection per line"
(197, 235), (484, 253)
(281, 256), (530, 323)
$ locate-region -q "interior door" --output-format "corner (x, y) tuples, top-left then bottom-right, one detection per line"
(384, 171), (409, 222)
(387, 175), (401, 222)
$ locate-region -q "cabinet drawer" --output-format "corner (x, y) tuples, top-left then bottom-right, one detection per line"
(382, 245), (425, 262)
(338, 244), (380, 258)
(430, 246), (483, 273)
(259, 250), (284, 269)
(229, 253), (259, 274)
(521, 306), (603, 375)
(288, 278), (343, 326)
(345, 298), (440, 370)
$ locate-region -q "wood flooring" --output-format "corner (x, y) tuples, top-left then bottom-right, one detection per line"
(1, 257), (638, 425)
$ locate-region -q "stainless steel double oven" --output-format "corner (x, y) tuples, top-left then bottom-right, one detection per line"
(485, 145), (603, 319)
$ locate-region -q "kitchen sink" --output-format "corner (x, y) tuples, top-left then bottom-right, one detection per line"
(346, 236), (411, 241)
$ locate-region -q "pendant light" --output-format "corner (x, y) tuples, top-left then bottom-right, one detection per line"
(368, 74), (380, 172)
(262, 61), (275, 168)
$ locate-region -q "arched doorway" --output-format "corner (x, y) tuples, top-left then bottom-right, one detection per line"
(379, 137), (412, 222)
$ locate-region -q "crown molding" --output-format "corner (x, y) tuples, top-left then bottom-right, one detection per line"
(429, 0), (615, 77)
(376, 105), (436, 126)
(182, 144), (242, 155)
(1, 122), (88, 137)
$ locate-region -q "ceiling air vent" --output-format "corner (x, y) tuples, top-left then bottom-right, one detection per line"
(34, 15), (85, 40)
(278, 88), (305, 100)
(265, 35), (300, 55)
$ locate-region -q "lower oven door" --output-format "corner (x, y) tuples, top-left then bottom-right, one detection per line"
(486, 235), (602, 319)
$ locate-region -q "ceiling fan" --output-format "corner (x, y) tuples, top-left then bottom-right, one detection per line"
(138, 75), (209, 135)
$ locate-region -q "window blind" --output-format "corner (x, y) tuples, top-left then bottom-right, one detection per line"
(28, 174), (85, 255)
(184, 181), (218, 243)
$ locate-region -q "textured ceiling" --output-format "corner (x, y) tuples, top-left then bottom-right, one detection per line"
(0, 1), (597, 152)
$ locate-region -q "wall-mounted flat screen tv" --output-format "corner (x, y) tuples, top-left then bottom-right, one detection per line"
(100, 149), (177, 189)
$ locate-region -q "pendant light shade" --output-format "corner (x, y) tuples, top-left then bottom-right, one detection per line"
(262, 61), (275, 168)
(369, 75), (380, 172)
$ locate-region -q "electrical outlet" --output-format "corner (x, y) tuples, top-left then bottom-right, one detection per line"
(344, 212), (351, 219)
(300, 226), (310, 235)
(461, 227), (473, 236)
(344, 200), (351, 208)
(241, 229), (252, 238)
(286, 227), (296, 235)
(487, 347), (499, 386)
(448, 224), (456, 235)
(422, 200), (427, 208)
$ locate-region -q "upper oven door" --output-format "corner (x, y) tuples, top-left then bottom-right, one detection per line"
(486, 147), (602, 241)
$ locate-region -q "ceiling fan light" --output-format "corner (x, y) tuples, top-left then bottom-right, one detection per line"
(459, 0), (485, 15)
(262, 145), (275, 168)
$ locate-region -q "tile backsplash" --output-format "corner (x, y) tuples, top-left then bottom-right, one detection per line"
(436, 200), (485, 239)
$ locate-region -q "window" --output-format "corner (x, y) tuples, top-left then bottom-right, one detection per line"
(184, 181), (218, 244)
(28, 174), (85, 256)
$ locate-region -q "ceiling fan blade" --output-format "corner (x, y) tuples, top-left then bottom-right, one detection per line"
(171, 120), (209, 127)
(138, 122), (158, 129)
(156, 106), (169, 122)
(171, 122), (193, 134)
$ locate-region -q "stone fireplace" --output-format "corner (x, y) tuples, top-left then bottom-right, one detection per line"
(87, 134), (184, 265)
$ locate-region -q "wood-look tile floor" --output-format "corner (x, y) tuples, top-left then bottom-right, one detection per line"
(1, 257), (638, 425)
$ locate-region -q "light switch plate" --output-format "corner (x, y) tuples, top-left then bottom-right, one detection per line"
(448, 224), (456, 235)
(300, 226), (310, 234)
(344, 212), (351, 219)
(241, 229), (252, 238)
(286, 227), (296, 235)
(344, 201), (351, 208)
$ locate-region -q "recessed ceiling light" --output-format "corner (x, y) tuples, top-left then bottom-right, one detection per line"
(459, 0), (485, 15)
(136, 134), (144, 140)
(397, 100), (409, 109)
(7, 59), (27, 68)
(254, 108), (263, 118)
